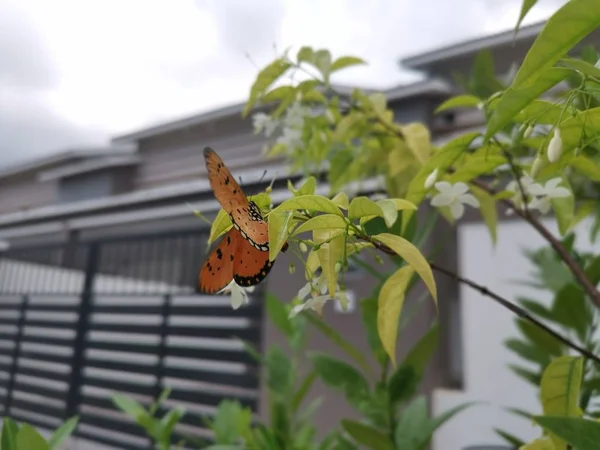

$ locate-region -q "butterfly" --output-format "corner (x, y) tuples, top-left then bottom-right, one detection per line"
(198, 147), (288, 294)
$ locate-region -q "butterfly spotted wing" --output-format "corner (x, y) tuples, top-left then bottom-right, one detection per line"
(198, 227), (274, 293)
(203, 147), (270, 250)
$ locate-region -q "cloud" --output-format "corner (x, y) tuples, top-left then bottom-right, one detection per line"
(0, 0), (567, 168)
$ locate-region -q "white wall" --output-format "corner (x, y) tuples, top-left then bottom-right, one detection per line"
(431, 217), (600, 450)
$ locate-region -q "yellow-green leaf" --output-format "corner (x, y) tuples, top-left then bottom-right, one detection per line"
(471, 185), (497, 245)
(378, 266), (415, 366)
(348, 196), (385, 221)
(305, 249), (320, 275)
(332, 192), (349, 209)
(293, 214), (347, 235)
(401, 123), (431, 164)
(269, 210), (293, 261)
(485, 68), (569, 140)
(331, 56), (367, 72)
(541, 355), (584, 450)
(561, 57), (600, 80)
(550, 175), (574, 236)
(297, 46), (314, 63)
(512, 0), (600, 89)
(243, 58), (292, 117)
(297, 176), (317, 196)
(515, 100), (574, 125)
(375, 200), (399, 228)
(520, 437), (556, 450)
(372, 233), (437, 302)
(315, 230), (345, 297)
(273, 195), (343, 216)
(570, 155), (600, 181)
(434, 94), (481, 113)
(250, 192), (272, 211)
(208, 209), (233, 245)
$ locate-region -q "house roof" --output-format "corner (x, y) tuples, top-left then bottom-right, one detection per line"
(0, 146), (136, 181)
(111, 80), (449, 145)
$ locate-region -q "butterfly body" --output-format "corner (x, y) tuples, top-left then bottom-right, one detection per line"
(198, 148), (288, 294)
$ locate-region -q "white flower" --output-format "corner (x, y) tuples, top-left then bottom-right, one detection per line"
(284, 101), (311, 129)
(218, 280), (255, 310)
(424, 168), (439, 189)
(547, 128), (563, 163)
(252, 113), (279, 137)
(505, 174), (535, 209)
(288, 275), (346, 318)
(276, 127), (303, 150)
(526, 177), (571, 215)
(430, 181), (480, 219)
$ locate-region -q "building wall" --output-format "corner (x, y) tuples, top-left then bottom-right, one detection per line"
(0, 174), (57, 214)
(431, 216), (600, 450)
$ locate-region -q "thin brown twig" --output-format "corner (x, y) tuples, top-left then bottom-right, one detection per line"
(430, 262), (600, 366)
(360, 234), (600, 365)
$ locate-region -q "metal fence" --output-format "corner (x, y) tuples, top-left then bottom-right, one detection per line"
(0, 229), (264, 449)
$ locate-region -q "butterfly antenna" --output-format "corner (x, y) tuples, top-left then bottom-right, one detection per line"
(258, 169), (268, 184)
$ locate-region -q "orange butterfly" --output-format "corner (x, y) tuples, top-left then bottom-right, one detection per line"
(198, 147), (288, 294)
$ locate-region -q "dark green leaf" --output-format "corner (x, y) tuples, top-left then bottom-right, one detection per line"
(292, 370), (318, 413)
(309, 352), (370, 408)
(341, 419), (394, 450)
(359, 293), (388, 367)
(534, 415), (600, 450)
(517, 297), (556, 321)
(494, 428), (526, 448)
(158, 406), (186, 443)
(388, 364), (419, 405)
(403, 323), (440, 374)
(304, 312), (373, 375)
(509, 364), (542, 386)
(585, 254), (600, 285)
(16, 424), (50, 450)
(1, 418), (19, 450)
(516, 318), (563, 356)
(265, 294), (293, 338)
(504, 338), (550, 366)
(48, 416), (79, 449)
(266, 346), (293, 397)
(552, 283), (590, 342)
(211, 400), (246, 445)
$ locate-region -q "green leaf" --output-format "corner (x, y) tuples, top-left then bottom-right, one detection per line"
(211, 400), (247, 445)
(515, 0), (539, 34)
(304, 312), (373, 376)
(332, 191), (350, 209)
(519, 436), (556, 450)
(112, 394), (149, 421)
(512, 0), (600, 89)
(388, 364), (420, 405)
(509, 364), (542, 386)
(341, 420), (394, 450)
(494, 428), (526, 448)
(48, 416), (79, 449)
(208, 209), (233, 245)
(297, 46), (314, 64)
(372, 233), (437, 303)
(273, 194), (343, 216)
(297, 176), (317, 196)
(331, 56), (367, 72)
(292, 370), (318, 413)
(533, 416), (600, 450)
(266, 346), (293, 397)
(552, 283), (590, 342)
(293, 214), (347, 236)
(266, 293), (293, 338)
(516, 318), (563, 356)
(434, 94), (481, 113)
(403, 323), (440, 374)
(470, 185), (497, 245)
(504, 338), (550, 366)
(243, 58), (292, 117)
(16, 424), (50, 450)
(541, 356), (584, 449)
(570, 155), (600, 181)
(561, 57), (600, 81)
(550, 175), (574, 236)
(360, 294), (388, 367)
(1, 418), (19, 450)
(268, 209), (293, 261)
(377, 266), (415, 366)
(315, 229), (345, 297)
(158, 406), (186, 442)
(485, 67), (569, 140)
(314, 49), (332, 82)
(309, 352), (370, 408)
(349, 196), (386, 222)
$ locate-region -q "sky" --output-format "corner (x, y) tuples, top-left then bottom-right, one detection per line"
(0, 0), (566, 168)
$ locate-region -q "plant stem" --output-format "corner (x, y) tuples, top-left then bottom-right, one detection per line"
(471, 178), (600, 310)
(429, 261), (600, 366)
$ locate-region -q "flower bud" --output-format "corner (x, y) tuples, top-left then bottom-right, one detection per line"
(289, 263), (295, 274)
(374, 255), (384, 265)
(547, 128), (562, 163)
(424, 168), (439, 189)
(531, 155), (544, 178)
(299, 242), (308, 253)
(523, 124), (533, 139)
(334, 262), (342, 273)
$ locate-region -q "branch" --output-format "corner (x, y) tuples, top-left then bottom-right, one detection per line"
(430, 262), (600, 366)
(361, 235), (600, 365)
(471, 178), (600, 309)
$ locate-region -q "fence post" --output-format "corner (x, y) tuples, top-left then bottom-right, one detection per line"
(154, 293), (171, 403)
(65, 242), (99, 420)
(4, 294), (28, 415)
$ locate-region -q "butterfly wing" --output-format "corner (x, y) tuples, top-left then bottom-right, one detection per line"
(203, 147), (269, 248)
(198, 228), (240, 294)
(232, 235), (275, 288)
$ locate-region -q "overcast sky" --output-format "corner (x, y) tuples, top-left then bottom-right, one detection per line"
(0, 0), (565, 167)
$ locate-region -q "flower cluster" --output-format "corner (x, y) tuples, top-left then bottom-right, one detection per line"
(288, 274), (348, 318)
(506, 176), (570, 215)
(253, 101), (311, 151)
